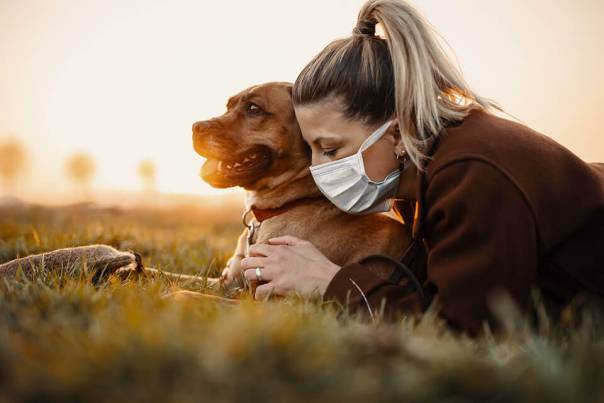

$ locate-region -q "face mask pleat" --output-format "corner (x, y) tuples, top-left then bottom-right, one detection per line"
(348, 181), (379, 212)
(310, 154), (357, 176)
(324, 173), (367, 201)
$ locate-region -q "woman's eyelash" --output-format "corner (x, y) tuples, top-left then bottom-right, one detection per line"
(322, 149), (337, 157)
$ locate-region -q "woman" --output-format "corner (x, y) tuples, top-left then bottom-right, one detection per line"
(240, 0), (604, 336)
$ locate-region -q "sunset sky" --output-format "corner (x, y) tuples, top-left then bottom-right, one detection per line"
(1, 0), (603, 202)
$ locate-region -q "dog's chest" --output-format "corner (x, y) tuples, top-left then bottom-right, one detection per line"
(246, 216), (311, 248)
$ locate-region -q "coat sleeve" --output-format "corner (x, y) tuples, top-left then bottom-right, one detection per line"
(322, 159), (539, 336)
(322, 261), (428, 322)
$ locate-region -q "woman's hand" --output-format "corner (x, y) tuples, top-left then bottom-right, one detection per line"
(240, 235), (341, 300)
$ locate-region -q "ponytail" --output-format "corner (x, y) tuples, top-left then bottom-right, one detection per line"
(293, 0), (501, 169)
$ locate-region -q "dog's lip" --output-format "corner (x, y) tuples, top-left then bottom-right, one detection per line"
(200, 153), (262, 177)
(199, 146), (273, 180)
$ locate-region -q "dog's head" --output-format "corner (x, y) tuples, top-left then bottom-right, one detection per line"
(192, 82), (311, 190)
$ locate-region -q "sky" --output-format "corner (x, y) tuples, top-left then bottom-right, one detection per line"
(1, 0), (603, 201)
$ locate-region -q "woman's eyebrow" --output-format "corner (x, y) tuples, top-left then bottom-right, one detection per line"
(313, 136), (340, 146)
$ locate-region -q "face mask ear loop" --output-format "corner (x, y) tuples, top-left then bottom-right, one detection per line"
(358, 119), (396, 154)
(357, 119), (397, 177)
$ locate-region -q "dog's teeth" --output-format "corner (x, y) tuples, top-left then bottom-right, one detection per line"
(217, 161), (223, 171)
(226, 164), (232, 170)
(250, 154), (257, 159)
(234, 162), (241, 168)
(243, 157), (250, 163)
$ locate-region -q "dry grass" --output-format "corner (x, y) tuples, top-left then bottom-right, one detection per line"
(1, 204), (603, 403)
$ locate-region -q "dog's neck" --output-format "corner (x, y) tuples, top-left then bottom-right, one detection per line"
(244, 166), (323, 211)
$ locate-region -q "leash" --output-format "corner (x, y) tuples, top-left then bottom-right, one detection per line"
(242, 209), (261, 249)
(357, 237), (427, 302)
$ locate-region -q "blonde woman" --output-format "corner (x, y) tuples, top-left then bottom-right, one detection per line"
(240, 0), (604, 336)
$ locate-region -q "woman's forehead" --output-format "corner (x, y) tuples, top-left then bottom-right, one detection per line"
(294, 97), (346, 122)
(294, 98), (378, 144)
(295, 104), (352, 144)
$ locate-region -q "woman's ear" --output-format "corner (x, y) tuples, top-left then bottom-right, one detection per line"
(387, 120), (406, 155)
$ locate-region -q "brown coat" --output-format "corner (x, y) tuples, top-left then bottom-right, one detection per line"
(322, 107), (604, 336)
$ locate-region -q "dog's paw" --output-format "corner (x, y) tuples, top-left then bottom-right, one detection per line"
(221, 268), (247, 291)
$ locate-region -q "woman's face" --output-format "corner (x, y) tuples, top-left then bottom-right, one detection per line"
(294, 95), (401, 182)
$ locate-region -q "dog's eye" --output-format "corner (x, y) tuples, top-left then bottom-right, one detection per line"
(246, 102), (263, 115)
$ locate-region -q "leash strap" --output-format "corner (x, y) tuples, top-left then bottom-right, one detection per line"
(358, 249), (426, 302)
(242, 209), (261, 247)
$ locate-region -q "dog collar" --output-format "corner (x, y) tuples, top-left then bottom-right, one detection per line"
(250, 196), (323, 223)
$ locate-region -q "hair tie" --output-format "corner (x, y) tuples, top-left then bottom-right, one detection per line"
(353, 19), (377, 37)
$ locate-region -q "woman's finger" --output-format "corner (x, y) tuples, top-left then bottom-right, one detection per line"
(243, 267), (275, 282)
(268, 235), (307, 246)
(248, 243), (278, 257)
(240, 256), (268, 270)
(255, 282), (278, 300)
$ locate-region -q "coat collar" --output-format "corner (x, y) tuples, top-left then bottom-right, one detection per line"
(408, 124), (449, 240)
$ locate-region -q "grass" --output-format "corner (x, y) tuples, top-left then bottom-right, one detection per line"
(1, 203), (604, 403)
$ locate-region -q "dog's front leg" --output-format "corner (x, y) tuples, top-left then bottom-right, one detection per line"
(220, 228), (248, 289)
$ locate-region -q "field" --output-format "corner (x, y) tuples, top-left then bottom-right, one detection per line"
(1, 203), (604, 403)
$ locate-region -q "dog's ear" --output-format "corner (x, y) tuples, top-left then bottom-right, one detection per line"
(286, 85), (310, 162)
(302, 140), (312, 161)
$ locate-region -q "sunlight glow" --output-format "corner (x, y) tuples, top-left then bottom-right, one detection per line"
(0, 0), (602, 203)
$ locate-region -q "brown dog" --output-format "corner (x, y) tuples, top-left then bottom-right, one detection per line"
(190, 82), (411, 296)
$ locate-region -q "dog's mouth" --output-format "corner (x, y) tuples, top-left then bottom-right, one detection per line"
(199, 145), (273, 188)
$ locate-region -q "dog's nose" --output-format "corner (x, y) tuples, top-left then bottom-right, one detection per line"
(192, 121), (210, 144)
(192, 120), (213, 157)
(192, 121), (206, 135)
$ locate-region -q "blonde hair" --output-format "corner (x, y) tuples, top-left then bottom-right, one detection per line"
(292, 0), (501, 169)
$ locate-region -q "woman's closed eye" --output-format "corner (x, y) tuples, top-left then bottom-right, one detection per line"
(321, 148), (338, 157)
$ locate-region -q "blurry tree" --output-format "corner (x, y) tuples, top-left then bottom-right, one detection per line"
(65, 153), (96, 199)
(138, 160), (157, 194)
(0, 139), (28, 195)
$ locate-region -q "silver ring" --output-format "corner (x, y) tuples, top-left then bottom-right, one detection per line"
(255, 267), (263, 282)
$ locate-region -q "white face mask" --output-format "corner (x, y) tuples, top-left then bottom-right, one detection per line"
(310, 119), (406, 215)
